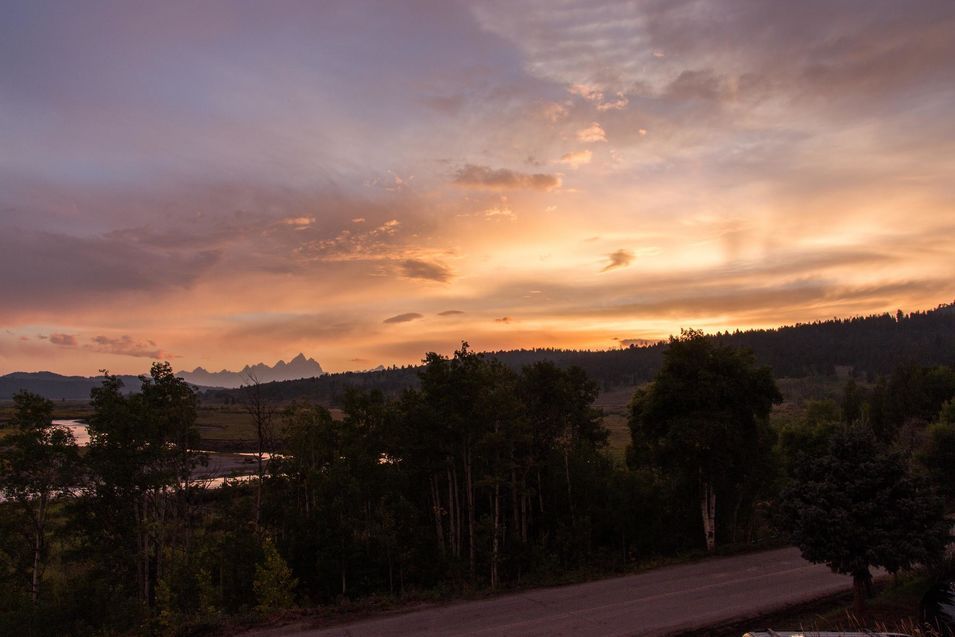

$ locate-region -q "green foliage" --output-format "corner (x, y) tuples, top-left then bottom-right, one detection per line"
(774, 398), (842, 482)
(254, 536), (297, 614)
(868, 364), (955, 440)
(781, 426), (949, 609)
(0, 391), (79, 608)
(918, 420), (955, 503)
(804, 399), (841, 427)
(630, 330), (781, 476)
(841, 378), (865, 425)
(629, 330), (782, 550)
(938, 398), (955, 424)
(76, 362), (202, 623)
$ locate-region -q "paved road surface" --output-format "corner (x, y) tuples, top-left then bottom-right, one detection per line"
(246, 547), (852, 637)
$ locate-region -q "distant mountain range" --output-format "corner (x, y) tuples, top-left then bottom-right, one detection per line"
(176, 353), (324, 388)
(0, 354), (326, 400)
(0, 371), (143, 401)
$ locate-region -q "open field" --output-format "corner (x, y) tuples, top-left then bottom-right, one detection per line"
(1, 377), (836, 461)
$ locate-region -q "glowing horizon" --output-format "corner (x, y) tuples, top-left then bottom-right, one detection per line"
(2, 1), (954, 376)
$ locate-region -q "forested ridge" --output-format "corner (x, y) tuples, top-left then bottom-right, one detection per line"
(203, 302), (955, 405)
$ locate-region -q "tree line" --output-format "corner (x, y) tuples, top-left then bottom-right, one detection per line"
(202, 302), (955, 405)
(2, 333), (954, 635)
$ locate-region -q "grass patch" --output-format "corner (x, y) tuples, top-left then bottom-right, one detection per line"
(601, 412), (630, 463)
(686, 568), (947, 637)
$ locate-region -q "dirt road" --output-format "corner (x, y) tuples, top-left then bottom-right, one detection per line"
(243, 546), (854, 636)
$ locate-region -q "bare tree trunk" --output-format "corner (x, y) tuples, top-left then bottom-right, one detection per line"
(134, 497), (145, 604)
(537, 469), (544, 514)
(31, 503), (44, 605)
(852, 571), (869, 615)
(510, 466), (519, 543)
(521, 476), (529, 544)
(452, 465), (461, 558)
(388, 549), (394, 594)
(430, 474), (445, 557)
(447, 465), (456, 558)
(491, 483), (501, 590)
(699, 476), (716, 553)
(156, 491), (165, 596)
(32, 531), (41, 604)
(563, 446), (575, 526)
(242, 373), (274, 530)
(142, 494), (152, 604)
(731, 491), (743, 544)
(465, 447), (476, 582)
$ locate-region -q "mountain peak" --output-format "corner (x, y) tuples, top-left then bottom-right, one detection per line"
(176, 354), (324, 388)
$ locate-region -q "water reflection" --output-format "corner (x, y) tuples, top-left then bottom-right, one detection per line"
(49, 419), (266, 490)
(53, 419), (89, 446)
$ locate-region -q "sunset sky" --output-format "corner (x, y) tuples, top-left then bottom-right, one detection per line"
(2, 0), (954, 376)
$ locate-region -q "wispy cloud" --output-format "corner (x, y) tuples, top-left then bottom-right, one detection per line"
(601, 249), (635, 272)
(383, 313), (423, 324)
(89, 335), (175, 359)
(400, 259), (453, 282)
(49, 333), (78, 347)
(453, 164), (561, 191)
(568, 84), (629, 111)
(280, 216), (315, 227)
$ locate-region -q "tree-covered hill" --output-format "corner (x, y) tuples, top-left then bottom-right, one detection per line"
(203, 301), (955, 405)
(0, 372), (143, 401)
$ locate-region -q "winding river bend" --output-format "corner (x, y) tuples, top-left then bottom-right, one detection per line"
(52, 419), (259, 488)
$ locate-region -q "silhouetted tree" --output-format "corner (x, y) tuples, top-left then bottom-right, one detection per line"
(629, 330), (781, 551)
(781, 426), (949, 613)
(0, 392), (79, 606)
(241, 372), (276, 529)
(918, 405), (955, 505)
(82, 363), (200, 608)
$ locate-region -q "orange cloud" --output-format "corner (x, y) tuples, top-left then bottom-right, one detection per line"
(558, 150), (592, 168)
(577, 122), (607, 142)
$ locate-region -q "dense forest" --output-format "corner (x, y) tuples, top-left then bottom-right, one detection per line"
(203, 302), (955, 405)
(2, 329), (954, 635)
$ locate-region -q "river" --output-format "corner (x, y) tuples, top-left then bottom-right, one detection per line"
(50, 419), (260, 488)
